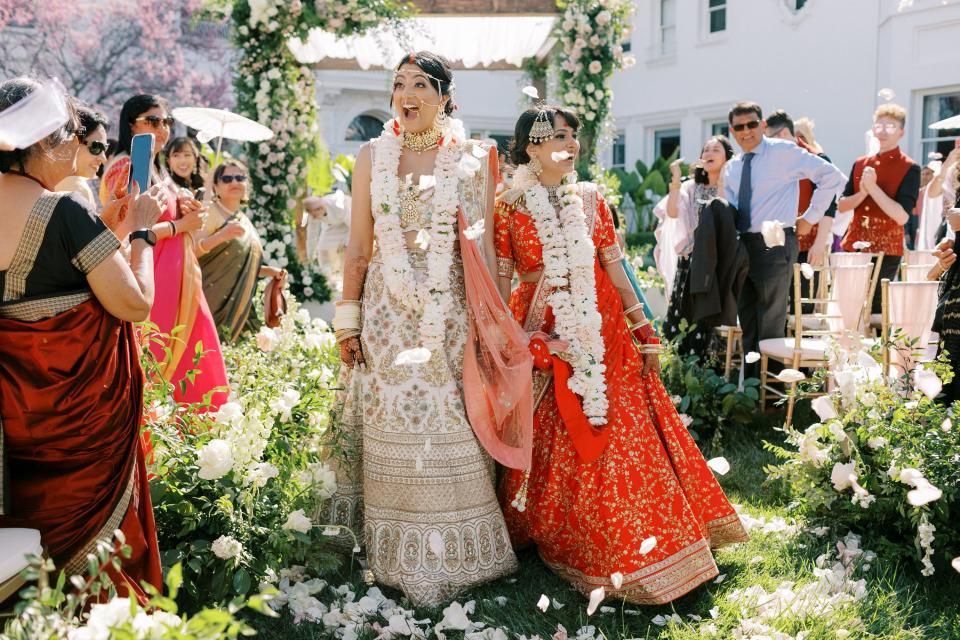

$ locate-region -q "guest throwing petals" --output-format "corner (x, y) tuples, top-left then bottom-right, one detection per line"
(495, 105), (748, 605)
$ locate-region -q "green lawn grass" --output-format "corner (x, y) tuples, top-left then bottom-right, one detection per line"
(251, 410), (960, 640)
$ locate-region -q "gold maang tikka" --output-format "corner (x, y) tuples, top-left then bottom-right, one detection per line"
(528, 107), (554, 144)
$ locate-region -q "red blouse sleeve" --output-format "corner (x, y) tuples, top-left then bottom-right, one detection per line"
(594, 193), (624, 265)
(494, 199), (515, 278)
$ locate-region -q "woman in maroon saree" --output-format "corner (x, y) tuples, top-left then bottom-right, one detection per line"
(0, 78), (163, 601)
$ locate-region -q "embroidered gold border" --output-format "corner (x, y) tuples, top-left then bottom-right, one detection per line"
(706, 512), (750, 548)
(496, 257), (515, 278)
(4, 194), (61, 301)
(0, 292), (92, 322)
(63, 466), (136, 577)
(0, 415), (6, 516)
(71, 228), (120, 274)
(544, 537), (720, 605)
(599, 244), (624, 265)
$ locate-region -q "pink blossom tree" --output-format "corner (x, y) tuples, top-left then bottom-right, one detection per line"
(0, 0), (233, 116)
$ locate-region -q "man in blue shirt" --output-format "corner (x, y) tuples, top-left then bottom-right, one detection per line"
(723, 101), (846, 378)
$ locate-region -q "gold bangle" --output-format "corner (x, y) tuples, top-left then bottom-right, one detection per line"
(623, 303), (645, 316)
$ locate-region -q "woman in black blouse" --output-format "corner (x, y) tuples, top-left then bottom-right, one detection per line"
(0, 77), (165, 601)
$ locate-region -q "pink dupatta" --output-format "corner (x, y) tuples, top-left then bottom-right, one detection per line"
(460, 211), (534, 470)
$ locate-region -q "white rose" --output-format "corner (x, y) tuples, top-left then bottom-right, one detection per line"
(596, 10), (611, 25)
(282, 509), (313, 534)
(197, 439), (234, 481)
(256, 326), (279, 352)
(588, 60), (603, 74)
(212, 535), (243, 560)
(246, 462), (279, 488)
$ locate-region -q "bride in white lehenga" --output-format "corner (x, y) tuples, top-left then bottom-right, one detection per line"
(328, 51), (519, 607)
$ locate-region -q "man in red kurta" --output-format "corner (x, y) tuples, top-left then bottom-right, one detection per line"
(838, 104), (921, 312)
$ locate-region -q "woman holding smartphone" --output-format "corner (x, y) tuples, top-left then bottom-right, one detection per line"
(101, 94), (228, 410)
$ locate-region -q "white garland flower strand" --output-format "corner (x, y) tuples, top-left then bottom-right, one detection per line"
(524, 175), (607, 424)
(369, 118), (470, 355)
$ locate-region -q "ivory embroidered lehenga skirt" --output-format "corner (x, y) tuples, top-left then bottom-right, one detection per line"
(325, 250), (517, 607)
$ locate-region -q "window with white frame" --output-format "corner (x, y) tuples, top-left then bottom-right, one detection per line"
(654, 127), (681, 161)
(611, 133), (626, 169)
(921, 91), (960, 162)
(710, 121), (730, 137)
(659, 0), (677, 56)
(708, 0), (727, 34)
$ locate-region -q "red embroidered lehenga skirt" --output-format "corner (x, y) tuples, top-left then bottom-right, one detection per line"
(0, 300), (162, 602)
(496, 188), (748, 605)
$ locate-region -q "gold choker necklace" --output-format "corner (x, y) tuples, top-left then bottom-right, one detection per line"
(402, 126), (442, 154)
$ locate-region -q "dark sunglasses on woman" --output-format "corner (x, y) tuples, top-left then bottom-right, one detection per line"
(133, 115), (175, 129)
(219, 174), (247, 184)
(83, 140), (108, 156)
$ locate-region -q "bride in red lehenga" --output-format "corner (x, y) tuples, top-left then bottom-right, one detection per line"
(494, 105), (748, 605)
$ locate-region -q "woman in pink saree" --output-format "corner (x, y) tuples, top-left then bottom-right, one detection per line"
(101, 94), (227, 409)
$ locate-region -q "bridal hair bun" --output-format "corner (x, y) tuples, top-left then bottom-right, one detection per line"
(393, 51), (457, 116)
(508, 105), (580, 167)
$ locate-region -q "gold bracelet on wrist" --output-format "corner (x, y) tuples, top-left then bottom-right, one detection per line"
(623, 302), (645, 317)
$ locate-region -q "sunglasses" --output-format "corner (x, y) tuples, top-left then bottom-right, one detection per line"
(219, 174), (247, 184)
(731, 120), (761, 132)
(133, 115), (175, 129)
(84, 140), (108, 156)
(872, 123), (901, 134)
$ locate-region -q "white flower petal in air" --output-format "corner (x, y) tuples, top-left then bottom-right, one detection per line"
(745, 351), (761, 364)
(913, 368), (942, 401)
(415, 229), (431, 251)
(852, 240), (872, 250)
(610, 572), (624, 589)
(522, 85), (540, 100)
(951, 557), (960, 573)
(417, 174), (436, 190)
(551, 151), (572, 162)
(639, 536), (657, 555)
(776, 369), (806, 383)
(878, 87), (897, 101)
(463, 219), (486, 241)
(471, 144), (489, 159)
(428, 531), (444, 557)
(395, 348), (432, 366)
(537, 594), (550, 612)
(800, 263), (815, 280)
(811, 396), (838, 421)
(457, 153), (482, 177)
(707, 457), (730, 476)
(760, 220), (786, 248)
(907, 479), (943, 506)
(586, 587), (605, 616)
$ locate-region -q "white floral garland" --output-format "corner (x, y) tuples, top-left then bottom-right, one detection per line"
(522, 169), (608, 424)
(369, 117), (471, 354)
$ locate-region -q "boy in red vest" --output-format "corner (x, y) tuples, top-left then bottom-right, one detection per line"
(838, 104), (921, 312)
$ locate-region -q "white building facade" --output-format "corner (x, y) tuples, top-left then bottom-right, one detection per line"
(312, 0), (960, 175)
(608, 0), (960, 173)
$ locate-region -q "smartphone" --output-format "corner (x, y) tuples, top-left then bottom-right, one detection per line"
(128, 133), (154, 193)
(194, 187), (205, 201)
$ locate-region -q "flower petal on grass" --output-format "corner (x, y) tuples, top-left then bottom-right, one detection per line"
(537, 594), (550, 612)
(639, 536), (657, 555)
(586, 587), (605, 616)
(707, 457), (730, 475)
(463, 219), (486, 241)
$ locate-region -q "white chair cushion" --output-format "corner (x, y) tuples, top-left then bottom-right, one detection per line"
(759, 337), (829, 361)
(0, 529), (42, 583)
